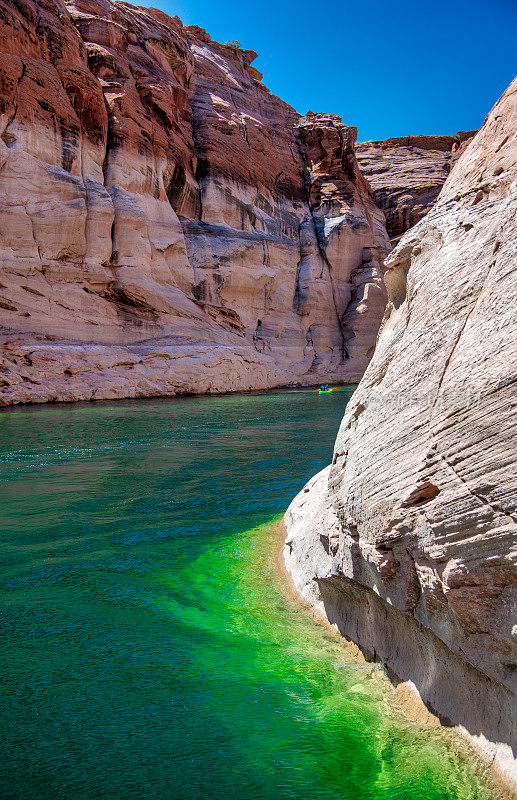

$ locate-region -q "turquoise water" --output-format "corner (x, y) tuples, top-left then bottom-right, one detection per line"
(0, 391), (494, 800)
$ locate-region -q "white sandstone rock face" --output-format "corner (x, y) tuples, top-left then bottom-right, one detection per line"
(284, 78), (517, 789)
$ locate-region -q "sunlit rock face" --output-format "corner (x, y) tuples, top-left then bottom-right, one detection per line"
(356, 131), (476, 242)
(0, 0), (390, 405)
(285, 79), (517, 788)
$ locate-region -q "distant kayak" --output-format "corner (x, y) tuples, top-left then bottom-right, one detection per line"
(318, 388), (335, 395)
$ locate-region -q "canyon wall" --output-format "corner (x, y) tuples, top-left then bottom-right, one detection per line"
(284, 78), (517, 788)
(0, 0), (390, 405)
(356, 131), (476, 242)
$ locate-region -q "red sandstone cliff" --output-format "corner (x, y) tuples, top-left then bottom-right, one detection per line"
(356, 132), (476, 242)
(0, 0), (390, 405)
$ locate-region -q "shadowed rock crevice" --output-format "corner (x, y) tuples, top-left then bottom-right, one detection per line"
(402, 482), (441, 507)
(295, 112), (391, 368)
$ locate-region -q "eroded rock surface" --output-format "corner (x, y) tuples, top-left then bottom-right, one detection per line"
(356, 131), (476, 241)
(0, 0), (390, 405)
(285, 79), (517, 788)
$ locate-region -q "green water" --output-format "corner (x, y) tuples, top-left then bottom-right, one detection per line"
(0, 391), (494, 800)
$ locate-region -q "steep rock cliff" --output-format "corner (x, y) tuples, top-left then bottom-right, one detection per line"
(0, 0), (389, 405)
(356, 131), (476, 242)
(285, 79), (517, 788)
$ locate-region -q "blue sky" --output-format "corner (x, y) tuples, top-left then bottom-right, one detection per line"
(139, 0), (516, 141)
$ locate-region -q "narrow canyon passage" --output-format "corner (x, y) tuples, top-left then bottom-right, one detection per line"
(0, 392), (496, 799)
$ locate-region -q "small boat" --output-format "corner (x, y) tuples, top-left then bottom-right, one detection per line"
(318, 386), (334, 395)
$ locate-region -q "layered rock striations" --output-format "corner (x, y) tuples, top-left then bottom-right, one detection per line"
(285, 79), (517, 787)
(356, 131), (476, 242)
(0, 0), (389, 405)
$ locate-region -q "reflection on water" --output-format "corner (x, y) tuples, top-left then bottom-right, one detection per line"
(0, 391), (493, 799)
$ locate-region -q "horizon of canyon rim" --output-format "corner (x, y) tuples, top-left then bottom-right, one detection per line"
(0, 0), (515, 797)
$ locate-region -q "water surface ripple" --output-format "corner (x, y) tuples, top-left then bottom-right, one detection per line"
(0, 391), (494, 799)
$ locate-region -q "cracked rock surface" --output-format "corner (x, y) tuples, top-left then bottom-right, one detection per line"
(284, 78), (517, 789)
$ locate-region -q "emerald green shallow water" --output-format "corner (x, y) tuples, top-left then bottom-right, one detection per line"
(0, 391), (494, 800)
